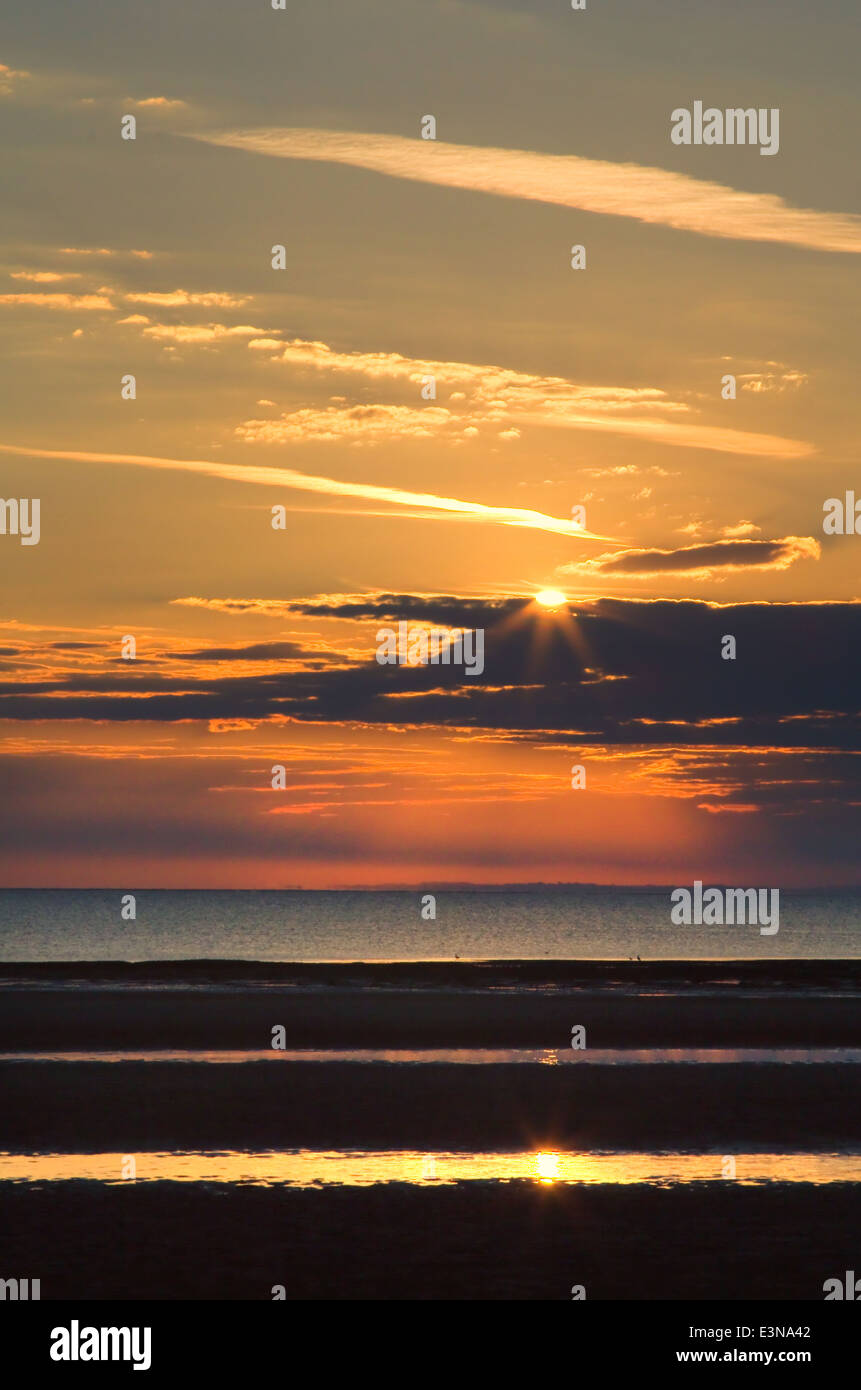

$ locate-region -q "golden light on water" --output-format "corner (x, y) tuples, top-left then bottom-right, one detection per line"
(1, 1149), (857, 1187)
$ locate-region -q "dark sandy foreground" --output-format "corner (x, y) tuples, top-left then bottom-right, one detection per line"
(1, 1060), (859, 1150)
(2, 990), (859, 1050)
(2, 962), (857, 1301)
(0, 1180), (856, 1299)
(0, 958), (859, 1050)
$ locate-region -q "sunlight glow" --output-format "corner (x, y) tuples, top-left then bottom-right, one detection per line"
(535, 589), (568, 610)
(535, 1151), (561, 1183)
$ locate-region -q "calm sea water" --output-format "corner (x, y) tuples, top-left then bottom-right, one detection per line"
(0, 888), (858, 961)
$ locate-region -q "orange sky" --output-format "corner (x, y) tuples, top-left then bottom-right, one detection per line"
(1, 1), (859, 886)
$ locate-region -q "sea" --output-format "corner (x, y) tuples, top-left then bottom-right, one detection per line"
(0, 886), (859, 961)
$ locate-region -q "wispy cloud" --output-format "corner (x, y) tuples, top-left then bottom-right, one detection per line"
(124, 289), (249, 307)
(101, 317), (811, 460)
(188, 128), (861, 254)
(141, 321), (270, 343)
(237, 335), (811, 459)
(10, 270), (81, 283)
(172, 597), (299, 617)
(58, 247), (153, 259)
(0, 63), (31, 97)
(235, 403), (471, 446)
(127, 96), (188, 109)
(0, 292), (113, 310)
(0, 441), (616, 541)
(738, 370), (808, 393)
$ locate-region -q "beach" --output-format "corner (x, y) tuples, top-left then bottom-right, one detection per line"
(2, 1181), (857, 1301)
(1, 959), (858, 1300)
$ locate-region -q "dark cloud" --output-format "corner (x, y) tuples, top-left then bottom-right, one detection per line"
(0, 597), (858, 751)
(173, 641), (343, 663)
(285, 594), (513, 626)
(48, 641), (106, 650)
(574, 537), (817, 576)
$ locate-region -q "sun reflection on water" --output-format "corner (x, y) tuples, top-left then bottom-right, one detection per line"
(0, 1149), (858, 1188)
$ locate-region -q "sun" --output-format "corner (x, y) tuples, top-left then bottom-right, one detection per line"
(535, 589), (567, 610)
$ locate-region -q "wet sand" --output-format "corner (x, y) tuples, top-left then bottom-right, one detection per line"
(0, 959), (858, 1050)
(1, 1181), (857, 1300)
(1, 959), (858, 1300)
(1, 1060), (859, 1150)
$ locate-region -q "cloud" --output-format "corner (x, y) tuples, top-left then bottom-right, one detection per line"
(216, 592), (515, 626)
(187, 128), (861, 254)
(125, 289), (249, 307)
(0, 63), (31, 96)
(239, 334), (811, 459)
(0, 293), (113, 310)
(0, 441), (616, 541)
(738, 370), (809, 394)
(48, 642), (105, 650)
(256, 335), (680, 403)
(141, 322), (270, 344)
(208, 718), (261, 733)
(58, 247), (153, 259)
(174, 640), (341, 664)
(10, 270), (81, 283)
(128, 96), (188, 109)
(235, 403), (459, 445)
(1, 600), (859, 763)
(173, 597), (298, 616)
(582, 464), (674, 479)
(563, 536), (820, 579)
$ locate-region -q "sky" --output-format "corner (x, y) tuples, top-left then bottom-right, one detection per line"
(0, 0), (859, 887)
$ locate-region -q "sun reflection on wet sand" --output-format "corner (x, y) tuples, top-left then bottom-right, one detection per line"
(535, 1151), (561, 1183)
(1, 1149), (859, 1188)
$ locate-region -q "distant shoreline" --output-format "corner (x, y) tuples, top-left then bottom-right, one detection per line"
(4, 884), (861, 893)
(2, 957), (861, 981)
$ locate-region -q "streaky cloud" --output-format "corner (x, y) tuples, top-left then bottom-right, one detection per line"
(0, 441), (616, 542)
(187, 128), (861, 254)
